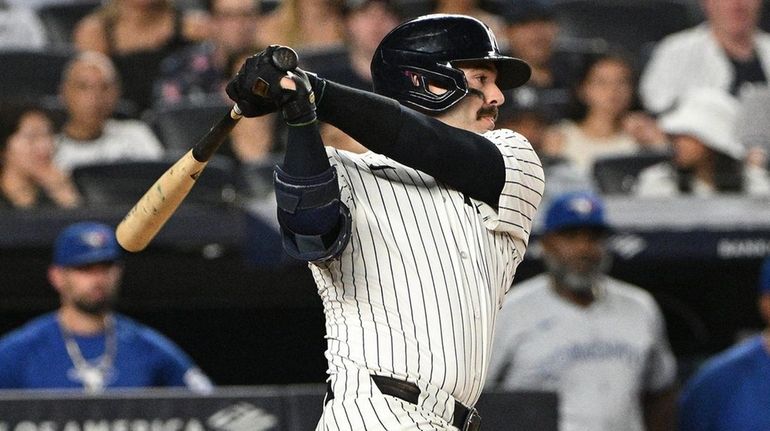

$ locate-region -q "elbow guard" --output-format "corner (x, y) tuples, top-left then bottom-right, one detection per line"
(274, 166), (352, 262)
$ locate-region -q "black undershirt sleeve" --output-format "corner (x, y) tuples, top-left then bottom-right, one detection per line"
(317, 81), (506, 208)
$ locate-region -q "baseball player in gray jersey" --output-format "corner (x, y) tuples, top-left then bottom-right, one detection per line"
(226, 14), (545, 430)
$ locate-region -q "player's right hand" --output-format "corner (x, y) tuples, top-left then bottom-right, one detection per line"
(279, 68), (317, 126)
(225, 45), (286, 118)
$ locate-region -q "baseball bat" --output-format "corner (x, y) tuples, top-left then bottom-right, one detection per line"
(115, 46), (298, 252)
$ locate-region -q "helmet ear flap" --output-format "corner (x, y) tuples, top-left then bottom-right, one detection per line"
(372, 48), (469, 114)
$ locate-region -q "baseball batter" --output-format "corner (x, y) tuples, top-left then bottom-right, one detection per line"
(226, 14), (544, 430)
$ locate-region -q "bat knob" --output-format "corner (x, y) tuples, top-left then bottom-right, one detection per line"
(271, 46), (299, 72)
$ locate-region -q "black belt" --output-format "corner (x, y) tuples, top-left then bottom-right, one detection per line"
(325, 375), (482, 430)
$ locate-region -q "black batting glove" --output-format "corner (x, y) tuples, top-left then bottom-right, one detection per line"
(280, 68), (317, 126)
(225, 45), (288, 117)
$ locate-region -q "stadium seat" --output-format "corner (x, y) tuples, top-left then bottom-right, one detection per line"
(72, 157), (237, 207)
(552, 0), (698, 55)
(0, 48), (75, 102)
(38, 1), (101, 47)
(145, 101), (232, 155)
(592, 153), (669, 195)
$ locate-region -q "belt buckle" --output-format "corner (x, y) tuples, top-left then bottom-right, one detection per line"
(461, 407), (481, 431)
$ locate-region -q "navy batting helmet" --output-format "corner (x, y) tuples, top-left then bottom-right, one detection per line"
(370, 14), (531, 114)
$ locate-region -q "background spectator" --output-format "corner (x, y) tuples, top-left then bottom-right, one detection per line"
(678, 256), (770, 431)
(545, 52), (665, 178)
(315, 0), (401, 91)
(73, 0), (209, 114)
(0, 104), (81, 209)
(635, 87), (770, 197)
(256, 0), (343, 49)
(153, 0), (262, 107)
(54, 51), (164, 172)
(0, 221), (213, 393)
(0, 3), (49, 49)
(500, 0), (580, 123)
(486, 191), (678, 431)
(433, 0), (505, 38)
(640, 0), (770, 114)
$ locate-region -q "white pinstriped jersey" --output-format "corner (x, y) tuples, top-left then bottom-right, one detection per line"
(312, 129), (544, 418)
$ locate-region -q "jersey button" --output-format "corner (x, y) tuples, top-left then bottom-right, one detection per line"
(460, 251), (468, 259)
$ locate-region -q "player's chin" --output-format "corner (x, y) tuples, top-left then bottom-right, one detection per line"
(478, 116), (495, 131)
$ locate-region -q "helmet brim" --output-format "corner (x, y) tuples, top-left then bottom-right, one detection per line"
(454, 55), (531, 90)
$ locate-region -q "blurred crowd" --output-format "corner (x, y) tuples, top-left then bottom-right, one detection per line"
(1, 0), (768, 213)
(1, 0), (770, 428)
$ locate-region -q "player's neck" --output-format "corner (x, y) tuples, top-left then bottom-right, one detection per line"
(58, 308), (110, 335)
(553, 284), (595, 307)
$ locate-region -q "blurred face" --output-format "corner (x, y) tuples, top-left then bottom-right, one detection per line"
(50, 262), (123, 316)
(579, 58), (634, 117)
(672, 135), (712, 169)
(62, 60), (119, 124)
(702, 0), (762, 38)
(345, 2), (400, 56)
(505, 20), (559, 67)
(212, 0), (260, 52)
(436, 62), (505, 133)
(4, 111), (55, 173)
(542, 228), (608, 293)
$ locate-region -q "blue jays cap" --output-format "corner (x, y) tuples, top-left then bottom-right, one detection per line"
(759, 257), (770, 295)
(543, 191), (611, 235)
(53, 222), (122, 267)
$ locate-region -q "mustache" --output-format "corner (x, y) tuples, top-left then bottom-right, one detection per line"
(467, 88), (498, 121)
(477, 105), (498, 121)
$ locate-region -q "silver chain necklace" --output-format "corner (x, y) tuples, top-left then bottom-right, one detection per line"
(60, 315), (117, 393)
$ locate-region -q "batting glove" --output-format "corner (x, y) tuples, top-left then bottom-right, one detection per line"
(225, 45), (288, 117)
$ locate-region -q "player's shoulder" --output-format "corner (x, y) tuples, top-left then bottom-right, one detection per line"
(483, 128), (535, 149)
(114, 314), (184, 354)
(504, 274), (551, 305)
(687, 335), (765, 390)
(603, 276), (660, 312)
(0, 313), (58, 354)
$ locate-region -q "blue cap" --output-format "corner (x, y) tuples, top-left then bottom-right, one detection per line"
(53, 222), (122, 267)
(759, 257), (770, 295)
(543, 191), (611, 234)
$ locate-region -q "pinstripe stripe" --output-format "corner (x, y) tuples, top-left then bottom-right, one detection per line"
(312, 129), (544, 419)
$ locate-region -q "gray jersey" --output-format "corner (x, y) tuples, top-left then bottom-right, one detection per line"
(312, 129), (544, 426)
(486, 274), (677, 431)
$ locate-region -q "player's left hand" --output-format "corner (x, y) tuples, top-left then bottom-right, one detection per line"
(225, 45), (287, 117)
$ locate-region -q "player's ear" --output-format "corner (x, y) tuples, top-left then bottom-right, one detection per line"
(758, 293), (770, 325)
(48, 265), (66, 295)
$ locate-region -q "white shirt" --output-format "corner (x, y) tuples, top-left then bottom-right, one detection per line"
(553, 120), (640, 178)
(635, 161), (770, 197)
(640, 24), (770, 114)
(486, 274), (677, 431)
(0, 6), (48, 49)
(54, 119), (165, 171)
(313, 129), (544, 414)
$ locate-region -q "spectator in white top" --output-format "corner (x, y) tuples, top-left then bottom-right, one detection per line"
(0, 2), (48, 49)
(635, 88), (770, 197)
(54, 51), (164, 171)
(640, 0), (770, 115)
(486, 190), (678, 431)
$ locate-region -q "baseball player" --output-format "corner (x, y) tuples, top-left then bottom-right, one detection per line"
(226, 14), (545, 430)
(485, 191), (678, 431)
